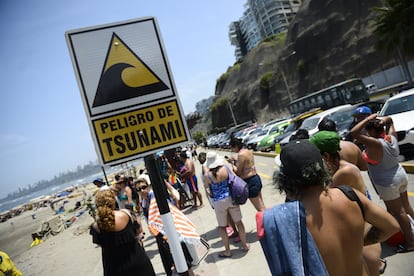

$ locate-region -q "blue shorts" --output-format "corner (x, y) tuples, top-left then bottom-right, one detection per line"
(244, 174), (262, 198)
(186, 175), (199, 193)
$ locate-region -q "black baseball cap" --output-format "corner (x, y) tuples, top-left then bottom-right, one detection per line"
(280, 140), (323, 177)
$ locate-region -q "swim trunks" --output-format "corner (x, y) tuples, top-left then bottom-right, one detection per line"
(186, 175), (199, 193)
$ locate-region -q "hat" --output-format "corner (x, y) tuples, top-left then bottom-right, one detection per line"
(280, 140), (323, 177)
(198, 152), (207, 164)
(137, 174), (151, 185)
(205, 152), (225, 169)
(353, 106), (371, 116)
(93, 178), (104, 184)
(310, 131), (341, 154)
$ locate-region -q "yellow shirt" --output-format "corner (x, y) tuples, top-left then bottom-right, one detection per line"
(0, 251), (22, 276)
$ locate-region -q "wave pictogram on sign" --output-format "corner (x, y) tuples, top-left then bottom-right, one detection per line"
(93, 32), (169, 107)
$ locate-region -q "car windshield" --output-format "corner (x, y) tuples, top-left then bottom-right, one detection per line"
(380, 94), (414, 116)
(328, 109), (354, 130)
(283, 123), (295, 133)
(300, 117), (321, 130)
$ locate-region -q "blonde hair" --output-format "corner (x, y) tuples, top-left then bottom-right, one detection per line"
(95, 190), (116, 232)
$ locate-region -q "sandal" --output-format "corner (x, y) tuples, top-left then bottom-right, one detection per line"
(242, 243), (250, 252)
(379, 258), (387, 275)
(233, 236), (241, 243)
(395, 244), (414, 253)
(218, 252), (232, 258)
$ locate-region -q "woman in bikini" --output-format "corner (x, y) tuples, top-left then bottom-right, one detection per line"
(351, 113), (414, 254)
(229, 137), (266, 211)
(115, 176), (133, 210)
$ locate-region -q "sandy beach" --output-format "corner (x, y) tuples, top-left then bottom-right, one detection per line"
(0, 183), (101, 275)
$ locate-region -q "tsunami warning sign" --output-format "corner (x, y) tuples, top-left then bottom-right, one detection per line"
(65, 17), (189, 165)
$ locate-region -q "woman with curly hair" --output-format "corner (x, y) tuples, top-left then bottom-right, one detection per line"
(90, 189), (155, 276)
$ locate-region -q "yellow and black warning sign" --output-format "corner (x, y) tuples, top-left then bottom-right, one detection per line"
(93, 100), (188, 163)
(93, 32), (169, 107)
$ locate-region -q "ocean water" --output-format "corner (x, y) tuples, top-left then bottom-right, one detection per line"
(0, 159), (144, 214)
(0, 174), (101, 214)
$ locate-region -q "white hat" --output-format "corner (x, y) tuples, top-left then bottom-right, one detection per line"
(137, 174), (151, 185)
(205, 152), (224, 169)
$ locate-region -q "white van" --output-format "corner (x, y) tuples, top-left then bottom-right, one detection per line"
(365, 83), (377, 94)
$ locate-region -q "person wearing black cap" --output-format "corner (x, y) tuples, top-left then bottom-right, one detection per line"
(93, 178), (110, 191)
(257, 140), (399, 276)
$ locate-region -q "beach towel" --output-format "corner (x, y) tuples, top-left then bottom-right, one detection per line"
(257, 201), (328, 276)
(148, 198), (200, 245)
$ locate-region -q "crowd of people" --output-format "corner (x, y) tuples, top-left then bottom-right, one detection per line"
(87, 105), (414, 276)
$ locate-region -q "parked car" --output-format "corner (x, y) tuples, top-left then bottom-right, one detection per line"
(278, 105), (353, 149)
(273, 108), (323, 153)
(365, 83), (378, 94)
(246, 122), (283, 151)
(257, 120), (290, 152)
(378, 88), (414, 156)
(331, 100), (385, 139)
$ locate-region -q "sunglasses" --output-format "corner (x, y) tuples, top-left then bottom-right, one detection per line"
(137, 185), (148, 192)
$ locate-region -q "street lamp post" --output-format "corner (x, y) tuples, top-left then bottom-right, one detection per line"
(280, 51), (296, 102)
(227, 97), (237, 126)
(281, 70), (292, 102)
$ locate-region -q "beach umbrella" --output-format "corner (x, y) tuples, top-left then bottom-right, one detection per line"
(148, 198), (200, 245)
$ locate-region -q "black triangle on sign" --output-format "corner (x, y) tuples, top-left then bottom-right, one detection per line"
(92, 33), (169, 108)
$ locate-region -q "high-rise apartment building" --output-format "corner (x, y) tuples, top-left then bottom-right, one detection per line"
(229, 0), (302, 60)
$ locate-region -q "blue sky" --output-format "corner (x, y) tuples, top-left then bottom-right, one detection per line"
(0, 0), (245, 198)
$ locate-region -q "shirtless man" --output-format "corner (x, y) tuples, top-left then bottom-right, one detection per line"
(318, 117), (367, 171)
(310, 130), (387, 275)
(229, 137), (265, 211)
(179, 151), (203, 208)
(268, 140), (399, 275)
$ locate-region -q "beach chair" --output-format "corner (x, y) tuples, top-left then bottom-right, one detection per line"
(48, 215), (67, 236)
(32, 221), (51, 240)
(176, 178), (193, 209)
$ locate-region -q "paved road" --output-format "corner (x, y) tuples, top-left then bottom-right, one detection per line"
(144, 149), (414, 275)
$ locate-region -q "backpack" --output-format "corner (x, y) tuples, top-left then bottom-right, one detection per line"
(224, 166), (249, 205)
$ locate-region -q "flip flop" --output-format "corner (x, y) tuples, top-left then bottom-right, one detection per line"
(242, 243), (250, 252)
(218, 252), (232, 258)
(233, 236), (241, 243)
(379, 258), (387, 275)
(229, 232), (239, 239)
(395, 244), (414, 253)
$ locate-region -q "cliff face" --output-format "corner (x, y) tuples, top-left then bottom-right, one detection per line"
(213, 0), (396, 129)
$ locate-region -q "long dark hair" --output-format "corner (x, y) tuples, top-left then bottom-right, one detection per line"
(229, 134), (244, 149)
(365, 119), (384, 134)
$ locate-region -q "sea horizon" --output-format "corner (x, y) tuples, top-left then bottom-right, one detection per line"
(0, 159), (144, 214)
(0, 173), (101, 214)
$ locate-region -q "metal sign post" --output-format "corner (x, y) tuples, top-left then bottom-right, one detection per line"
(144, 154), (189, 275)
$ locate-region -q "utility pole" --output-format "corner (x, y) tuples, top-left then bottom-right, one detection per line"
(227, 99), (237, 126)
